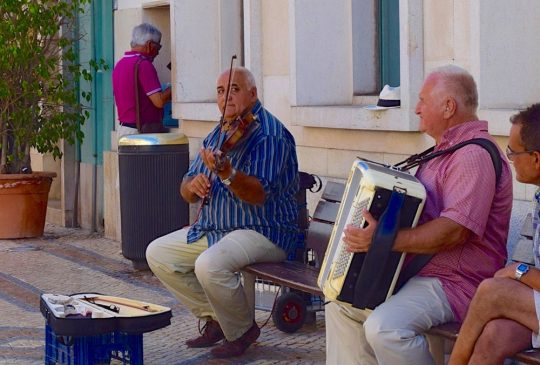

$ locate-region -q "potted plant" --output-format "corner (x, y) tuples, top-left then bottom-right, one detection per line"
(0, 0), (100, 238)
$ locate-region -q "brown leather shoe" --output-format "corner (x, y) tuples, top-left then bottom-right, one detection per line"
(185, 320), (224, 348)
(210, 321), (260, 358)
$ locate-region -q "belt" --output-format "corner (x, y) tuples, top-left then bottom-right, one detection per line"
(119, 123), (137, 129)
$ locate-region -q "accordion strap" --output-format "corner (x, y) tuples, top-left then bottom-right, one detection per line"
(352, 190), (405, 309)
(393, 137), (503, 290)
(395, 138), (502, 185)
(134, 57), (143, 133)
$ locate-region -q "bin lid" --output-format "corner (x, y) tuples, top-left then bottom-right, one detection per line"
(119, 133), (188, 146)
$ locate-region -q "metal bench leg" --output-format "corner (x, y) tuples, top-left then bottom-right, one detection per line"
(242, 272), (256, 311)
(427, 334), (446, 365)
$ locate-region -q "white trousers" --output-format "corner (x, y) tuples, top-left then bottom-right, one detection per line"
(117, 125), (139, 140)
(146, 227), (286, 341)
(325, 276), (455, 365)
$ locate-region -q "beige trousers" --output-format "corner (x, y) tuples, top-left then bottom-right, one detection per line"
(325, 276), (454, 365)
(146, 227), (286, 341)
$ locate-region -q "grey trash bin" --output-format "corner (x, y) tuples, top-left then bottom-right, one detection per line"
(118, 133), (189, 269)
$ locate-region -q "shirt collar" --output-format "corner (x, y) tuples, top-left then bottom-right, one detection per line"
(437, 120), (488, 150)
(251, 100), (262, 114)
(124, 51), (152, 60)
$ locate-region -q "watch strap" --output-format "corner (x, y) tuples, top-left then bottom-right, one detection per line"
(515, 263), (530, 281)
(222, 168), (237, 186)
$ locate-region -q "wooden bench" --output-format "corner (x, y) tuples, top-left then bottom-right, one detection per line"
(428, 212), (540, 365)
(247, 177), (540, 363)
(243, 181), (344, 332)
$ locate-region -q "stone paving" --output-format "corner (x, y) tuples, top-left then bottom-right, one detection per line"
(0, 224), (325, 365)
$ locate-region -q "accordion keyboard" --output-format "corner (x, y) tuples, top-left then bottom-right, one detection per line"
(332, 197), (370, 279)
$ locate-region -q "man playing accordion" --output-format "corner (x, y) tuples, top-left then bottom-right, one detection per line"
(325, 65), (513, 365)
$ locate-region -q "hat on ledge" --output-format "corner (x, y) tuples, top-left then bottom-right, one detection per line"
(364, 85), (401, 111)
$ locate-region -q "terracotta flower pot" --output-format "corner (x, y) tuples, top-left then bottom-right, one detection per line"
(0, 172), (57, 239)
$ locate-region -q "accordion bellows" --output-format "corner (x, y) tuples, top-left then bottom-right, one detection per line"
(318, 159), (426, 309)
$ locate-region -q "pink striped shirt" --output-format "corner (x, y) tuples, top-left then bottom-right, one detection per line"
(415, 120), (513, 321)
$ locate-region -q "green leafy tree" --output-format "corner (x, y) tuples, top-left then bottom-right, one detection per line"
(0, 0), (104, 174)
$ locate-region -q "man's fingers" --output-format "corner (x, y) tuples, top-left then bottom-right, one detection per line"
(190, 174), (210, 198)
(361, 209), (376, 227)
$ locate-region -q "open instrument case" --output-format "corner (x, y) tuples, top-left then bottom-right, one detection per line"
(40, 293), (172, 336)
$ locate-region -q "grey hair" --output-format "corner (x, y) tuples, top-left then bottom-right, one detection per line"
(130, 23), (161, 47)
(430, 65), (478, 112)
(235, 67), (256, 89)
(219, 67), (257, 89)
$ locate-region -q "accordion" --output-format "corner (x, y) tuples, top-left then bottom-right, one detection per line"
(318, 159), (426, 309)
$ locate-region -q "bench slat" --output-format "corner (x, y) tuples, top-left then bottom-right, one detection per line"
(426, 322), (460, 340)
(313, 200), (340, 224)
(305, 221), (334, 262)
(521, 213), (534, 239)
(427, 323), (540, 364)
(512, 237), (535, 265)
(514, 350), (540, 364)
(322, 181), (345, 203)
(243, 262), (323, 296)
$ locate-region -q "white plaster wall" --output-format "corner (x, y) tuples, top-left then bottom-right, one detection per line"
(475, 0), (540, 109)
(107, 0), (538, 225)
(261, 0), (289, 77)
(289, 0), (353, 106)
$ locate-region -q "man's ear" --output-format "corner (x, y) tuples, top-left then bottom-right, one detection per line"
(533, 151), (540, 171)
(145, 40), (153, 52)
(250, 86), (258, 100)
(443, 97), (457, 118)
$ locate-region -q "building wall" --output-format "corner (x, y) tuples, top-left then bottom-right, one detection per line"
(105, 0), (540, 240)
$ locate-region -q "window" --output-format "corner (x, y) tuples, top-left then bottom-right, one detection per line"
(290, 0), (423, 131)
(352, 0), (400, 95)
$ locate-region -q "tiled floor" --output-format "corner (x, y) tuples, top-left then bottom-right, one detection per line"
(0, 224), (325, 365)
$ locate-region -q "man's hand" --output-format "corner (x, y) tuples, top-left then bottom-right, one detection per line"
(200, 147), (233, 180)
(182, 173), (210, 202)
(343, 209), (377, 252)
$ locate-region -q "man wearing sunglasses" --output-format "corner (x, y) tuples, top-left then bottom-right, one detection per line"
(450, 103), (540, 364)
(112, 23), (171, 137)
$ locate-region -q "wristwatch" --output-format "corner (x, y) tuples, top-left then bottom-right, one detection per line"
(515, 263), (530, 281)
(221, 168), (237, 186)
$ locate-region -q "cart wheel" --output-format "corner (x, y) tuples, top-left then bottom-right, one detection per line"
(272, 292), (307, 333)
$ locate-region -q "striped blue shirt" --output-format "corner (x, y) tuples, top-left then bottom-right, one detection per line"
(186, 100), (299, 255)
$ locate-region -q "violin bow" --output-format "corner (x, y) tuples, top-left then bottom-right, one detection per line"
(201, 54), (237, 207)
(216, 54), (237, 150)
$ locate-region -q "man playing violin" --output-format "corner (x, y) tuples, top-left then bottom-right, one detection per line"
(146, 66), (299, 358)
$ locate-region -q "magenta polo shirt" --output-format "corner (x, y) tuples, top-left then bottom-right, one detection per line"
(414, 120), (513, 322)
(112, 51), (163, 125)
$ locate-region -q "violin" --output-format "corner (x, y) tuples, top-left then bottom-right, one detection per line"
(214, 110), (258, 171)
(201, 54), (257, 205)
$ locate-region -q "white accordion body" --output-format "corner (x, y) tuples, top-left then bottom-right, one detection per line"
(318, 159), (426, 309)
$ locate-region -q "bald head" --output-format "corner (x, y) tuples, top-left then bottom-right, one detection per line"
(216, 67), (258, 120)
(217, 67), (257, 89)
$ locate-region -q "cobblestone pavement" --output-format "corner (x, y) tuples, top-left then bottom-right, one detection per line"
(0, 224), (325, 365)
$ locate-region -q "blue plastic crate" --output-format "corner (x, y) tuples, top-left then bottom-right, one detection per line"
(44, 323), (143, 365)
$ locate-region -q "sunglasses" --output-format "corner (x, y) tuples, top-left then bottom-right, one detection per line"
(505, 145), (535, 161)
(150, 41), (162, 50)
